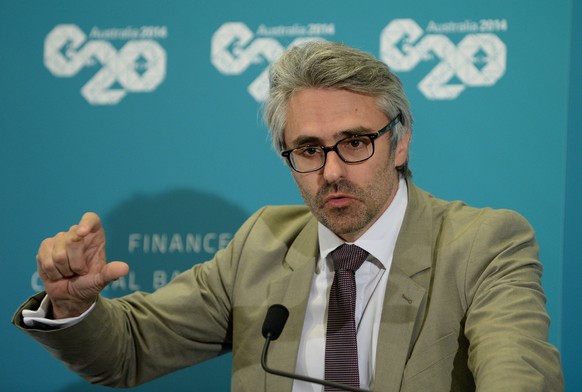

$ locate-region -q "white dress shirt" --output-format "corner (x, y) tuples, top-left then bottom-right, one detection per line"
(292, 177), (408, 391)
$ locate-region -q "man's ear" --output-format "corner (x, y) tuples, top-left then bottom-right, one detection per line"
(394, 131), (411, 167)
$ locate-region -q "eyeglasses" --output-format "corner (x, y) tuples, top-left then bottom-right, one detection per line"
(281, 113), (402, 173)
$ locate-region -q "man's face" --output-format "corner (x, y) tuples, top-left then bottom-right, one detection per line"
(284, 88), (410, 242)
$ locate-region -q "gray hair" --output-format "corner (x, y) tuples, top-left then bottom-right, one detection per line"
(263, 40), (414, 177)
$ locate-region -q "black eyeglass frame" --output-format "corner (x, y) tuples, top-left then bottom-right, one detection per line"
(281, 113), (402, 173)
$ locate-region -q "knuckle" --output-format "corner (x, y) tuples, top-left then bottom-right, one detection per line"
(70, 263), (86, 274)
(41, 261), (59, 279)
(37, 238), (54, 264)
(51, 247), (68, 264)
(38, 237), (54, 251)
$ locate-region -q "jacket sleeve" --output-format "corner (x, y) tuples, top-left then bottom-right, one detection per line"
(11, 207), (269, 388)
(463, 209), (563, 391)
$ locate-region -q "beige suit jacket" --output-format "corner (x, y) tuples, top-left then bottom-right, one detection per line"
(13, 182), (563, 391)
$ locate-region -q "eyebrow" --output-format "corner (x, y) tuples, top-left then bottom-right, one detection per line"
(289, 126), (374, 148)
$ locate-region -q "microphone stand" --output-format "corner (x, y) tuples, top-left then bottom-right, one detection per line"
(261, 333), (370, 392)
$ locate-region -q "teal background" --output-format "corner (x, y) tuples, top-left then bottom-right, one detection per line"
(0, 0), (578, 390)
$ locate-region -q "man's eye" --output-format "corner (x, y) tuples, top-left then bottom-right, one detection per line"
(344, 137), (368, 149)
(298, 146), (321, 156)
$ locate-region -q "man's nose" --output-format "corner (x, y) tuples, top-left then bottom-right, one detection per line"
(322, 150), (346, 183)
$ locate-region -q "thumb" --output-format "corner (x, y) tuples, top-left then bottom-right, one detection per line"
(98, 261), (130, 287)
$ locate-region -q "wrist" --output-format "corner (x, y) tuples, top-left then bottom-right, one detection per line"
(49, 298), (94, 319)
(21, 295), (96, 329)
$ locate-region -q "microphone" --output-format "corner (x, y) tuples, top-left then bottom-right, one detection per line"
(260, 304), (371, 392)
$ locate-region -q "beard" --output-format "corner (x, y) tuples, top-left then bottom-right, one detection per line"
(296, 166), (398, 240)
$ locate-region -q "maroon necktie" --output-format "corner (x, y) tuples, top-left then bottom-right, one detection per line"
(324, 244), (369, 391)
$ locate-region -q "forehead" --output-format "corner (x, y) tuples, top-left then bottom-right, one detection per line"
(285, 88), (386, 144)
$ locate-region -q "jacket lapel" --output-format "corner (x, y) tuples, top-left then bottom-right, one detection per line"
(265, 216), (319, 392)
(372, 182), (435, 391)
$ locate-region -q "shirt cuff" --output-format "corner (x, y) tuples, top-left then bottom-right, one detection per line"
(22, 295), (96, 328)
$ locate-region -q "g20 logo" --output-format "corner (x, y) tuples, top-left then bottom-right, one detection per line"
(380, 19), (507, 100)
(211, 22), (321, 102)
(44, 24), (167, 105)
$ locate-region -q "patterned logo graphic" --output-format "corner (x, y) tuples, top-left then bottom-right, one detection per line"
(380, 19), (507, 99)
(211, 22), (335, 101)
(44, 24), (167, 105)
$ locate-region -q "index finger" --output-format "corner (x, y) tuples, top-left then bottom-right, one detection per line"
(75, 212), (102, 238)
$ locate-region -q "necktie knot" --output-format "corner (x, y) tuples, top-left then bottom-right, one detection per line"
(331, 244), (369, 272)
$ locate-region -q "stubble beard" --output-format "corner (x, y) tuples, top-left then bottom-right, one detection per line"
(297, 163), (397, 239)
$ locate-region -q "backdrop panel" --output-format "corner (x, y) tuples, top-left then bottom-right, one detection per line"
(0, 0), (576, 390)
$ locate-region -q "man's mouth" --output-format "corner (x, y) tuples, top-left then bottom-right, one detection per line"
(324, 193), (354, 208)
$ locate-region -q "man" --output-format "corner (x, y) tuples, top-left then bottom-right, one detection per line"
(13, 41), (563, 391)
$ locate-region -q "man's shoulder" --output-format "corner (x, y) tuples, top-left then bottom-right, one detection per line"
(249, 204), (313, 225)
(240, 205), (316, 243)
(258, 204), (313, 218)
(409, 182), (533, 234)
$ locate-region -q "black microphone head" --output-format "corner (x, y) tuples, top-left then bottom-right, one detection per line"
(261, 304), (289, 340)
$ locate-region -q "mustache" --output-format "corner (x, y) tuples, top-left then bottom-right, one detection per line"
(316, 180), (360, 202)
